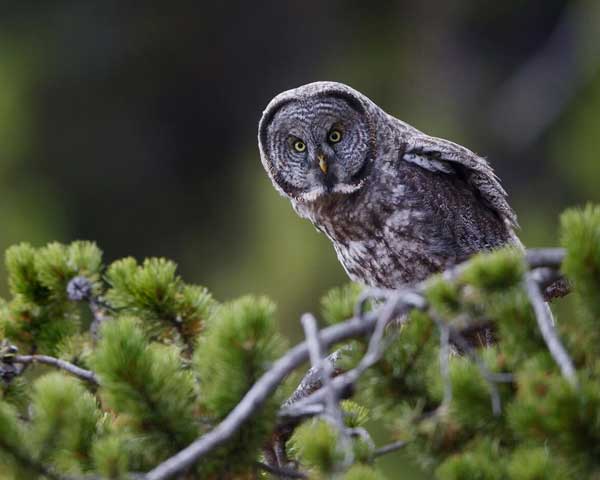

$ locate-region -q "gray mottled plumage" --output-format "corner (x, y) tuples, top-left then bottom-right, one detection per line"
(258, 81), (521, 289)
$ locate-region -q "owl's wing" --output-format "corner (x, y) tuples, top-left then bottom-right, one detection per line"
(402, 134), (518, 229)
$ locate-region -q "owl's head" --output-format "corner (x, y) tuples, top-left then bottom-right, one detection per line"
(258, 82), (377, 202)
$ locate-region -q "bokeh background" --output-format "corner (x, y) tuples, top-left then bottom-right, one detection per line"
(0, 1), (599, 477)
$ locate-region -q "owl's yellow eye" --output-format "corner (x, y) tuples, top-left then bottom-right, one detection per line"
(328, 130), (342, 143)
(293, 140), (306, 152)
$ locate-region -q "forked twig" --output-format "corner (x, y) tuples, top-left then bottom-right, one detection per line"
(524, 273), (578, 387)
(301, 313), (353, 466)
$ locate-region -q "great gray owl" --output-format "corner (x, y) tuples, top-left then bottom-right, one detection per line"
(258, 81), (520, 289)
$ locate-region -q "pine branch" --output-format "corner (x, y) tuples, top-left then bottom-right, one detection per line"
(302, 313), (354, 467)
(0, 436), (73, 480)
(145, 290), (426, 480)
(146, 248), (569, 480)
(372, 440), (407, 459)
(447, 323), (514, 415)
(524, 273), (578, 387)
(10, 354), (99, 386)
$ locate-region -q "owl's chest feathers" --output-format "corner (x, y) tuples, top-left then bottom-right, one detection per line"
(293, 181), (432, 287)
(292, 159), (514, 288)
(294, 187), (385, 244)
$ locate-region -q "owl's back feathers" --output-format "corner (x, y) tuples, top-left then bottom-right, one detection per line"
(400, 130), (519, 230)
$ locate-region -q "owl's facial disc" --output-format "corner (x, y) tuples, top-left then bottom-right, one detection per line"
(262, 96), (372, 203)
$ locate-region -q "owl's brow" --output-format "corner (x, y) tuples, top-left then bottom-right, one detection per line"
(313, 90), (366, 115)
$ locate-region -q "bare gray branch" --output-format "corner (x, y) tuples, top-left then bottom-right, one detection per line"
(524, 273), (578, 387)
(12, 355), (99, 386)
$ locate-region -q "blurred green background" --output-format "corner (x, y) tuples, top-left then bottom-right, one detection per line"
(0, 1), (599, 476)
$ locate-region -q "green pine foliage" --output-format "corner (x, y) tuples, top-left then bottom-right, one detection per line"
(312, 204), (600, 479)
(0, 401), (39, 480)
(321, 282), (364, 325)
(5, 243), (50, 304)
(561, 204), (600, 314)
(505, 447), (570, 480)
(195, 296), (284, 416)
(0, 205), (599, 479)
(105, 257), (215, 350)
(91, 432), (133, 479)
(194, 296), (287, 475)
(459, 247), (525, 292)
(34, 242), (103, 302)
(0, 241), (288, 478)
(355, 309), (439, 417)
(1, 242), (103, 354)
(560, 204), (600, 361)
(30, 373), (100, 472)
(287, 401), (376, 474)
(92, 317), (199, 462)
(340, 400), (370, 429)
(0, 373), (29, 415)
(434, 438), (504, 480)
(288, 418), (346, 477)
(344, 465), (386, 480)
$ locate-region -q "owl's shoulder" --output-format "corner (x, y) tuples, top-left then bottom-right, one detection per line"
(378, 119), (518, 230)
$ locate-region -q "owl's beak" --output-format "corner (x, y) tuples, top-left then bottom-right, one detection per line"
(317, 154), (328, 174)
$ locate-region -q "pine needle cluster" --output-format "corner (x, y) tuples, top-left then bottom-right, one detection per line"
(0, 242), (286, 478)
